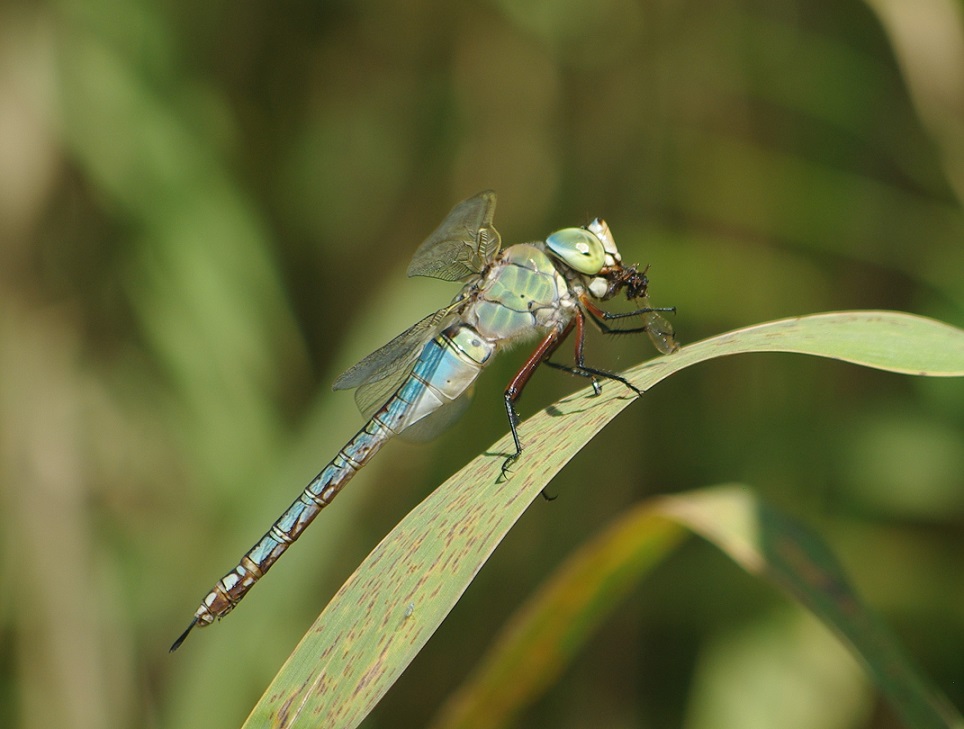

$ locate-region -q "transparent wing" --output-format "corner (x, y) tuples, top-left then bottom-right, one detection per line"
(332, 310), (450, 418)
(406, 190), (501, 282)
(398, 386), (474, 442)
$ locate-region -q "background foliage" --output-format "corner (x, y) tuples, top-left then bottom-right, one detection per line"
(1, 1), (962, 728)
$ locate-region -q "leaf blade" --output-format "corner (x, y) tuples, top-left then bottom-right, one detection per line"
(432, 486), (964, 729)
(243, 311), (964, 728)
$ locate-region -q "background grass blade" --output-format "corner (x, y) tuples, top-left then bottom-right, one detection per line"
(428, 502), (690, 729)
(244, 311), (964, 728)
(430, 486), (964, 729)
(657, 487), (964, 729)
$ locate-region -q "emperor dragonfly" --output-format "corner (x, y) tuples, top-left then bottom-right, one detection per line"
(171, 191), (677, 650)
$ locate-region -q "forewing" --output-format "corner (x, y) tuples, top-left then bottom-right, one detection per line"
(406, 191), (501, 281)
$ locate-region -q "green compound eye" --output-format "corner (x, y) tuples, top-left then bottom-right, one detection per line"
(545, 227), (606, 275)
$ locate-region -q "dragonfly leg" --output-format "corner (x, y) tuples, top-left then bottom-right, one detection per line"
(579, 294), (680, 354)
(545, 310), (643, 397)
(543, 360), (643, 397)
(500, 397), (522, 478)
(581, 295), (676, 335)
(572, 308), (601, 395)
(501, 321), (576, 477)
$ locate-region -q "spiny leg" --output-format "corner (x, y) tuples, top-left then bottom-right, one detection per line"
(580, 294), (679, 354)
(581, 296), (676, 335)
(570, 307), (600, 395)
(502, 319), (576, 478)
(544, 309), (643, 397)
(543, 360), (643, 397)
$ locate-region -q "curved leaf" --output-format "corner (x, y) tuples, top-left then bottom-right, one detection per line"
(431, 486), (964, 729)
(430, 499), (689, 729)
(243, 311), (964, 728)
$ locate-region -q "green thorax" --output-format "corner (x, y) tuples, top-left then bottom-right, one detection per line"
(463, 243), (574, 344)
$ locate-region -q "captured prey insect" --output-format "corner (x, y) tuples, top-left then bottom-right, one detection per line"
(171, 191), (678, 650)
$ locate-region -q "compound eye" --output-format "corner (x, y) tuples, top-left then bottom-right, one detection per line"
(545, 228), (606, 275)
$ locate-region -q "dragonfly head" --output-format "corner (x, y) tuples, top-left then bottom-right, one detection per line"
(579, 218), (651, 303)
(546, 218), (655, 304)
(545, 226), (608, 275)
(586, 218), (620, 263)
(545, 217), (627, 291)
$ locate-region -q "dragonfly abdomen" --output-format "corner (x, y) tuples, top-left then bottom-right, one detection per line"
(188, 421), (396, 630)
(181, 329), (495, 635)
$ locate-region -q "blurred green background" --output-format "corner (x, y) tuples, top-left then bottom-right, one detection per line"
(1, 0), (962, 727)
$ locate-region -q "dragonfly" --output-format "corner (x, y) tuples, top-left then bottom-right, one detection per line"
(171, 190), (678, 651)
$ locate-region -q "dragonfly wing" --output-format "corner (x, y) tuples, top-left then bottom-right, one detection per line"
(407, 191), (501, 281)
(353, 370), (413, 421)
(332, 310), (450, 419)
(398, 386), (474, 442)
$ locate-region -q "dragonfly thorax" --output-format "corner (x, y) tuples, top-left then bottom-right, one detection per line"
(461, 243), (576, 347)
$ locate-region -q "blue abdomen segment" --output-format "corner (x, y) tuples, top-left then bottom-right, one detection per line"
(190, 326), (494, 627)
(386, 325), (493, 433)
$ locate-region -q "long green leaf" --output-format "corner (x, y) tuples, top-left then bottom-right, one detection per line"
(243, 311), (964, 728)
(430, 499), (690, 729)
(431, 486), (964, 729)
